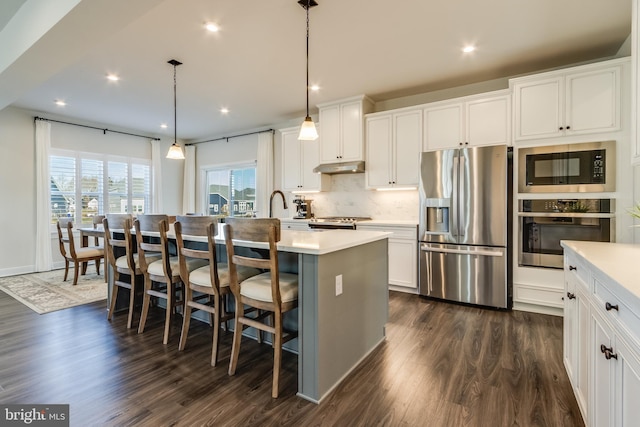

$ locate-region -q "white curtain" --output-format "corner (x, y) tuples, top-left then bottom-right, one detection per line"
(150, 140), (163, 213)
(256, 131), (274, 218)
(35, 120), (53, 272)
(182, 145), (196, 214)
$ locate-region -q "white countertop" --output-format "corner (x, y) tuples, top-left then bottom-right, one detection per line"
(358, 220), (418, 227)
(561, 241), (640, 302)
(162, 227), (391, 256)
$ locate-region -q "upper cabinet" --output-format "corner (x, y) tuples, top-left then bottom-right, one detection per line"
(365, 109), (422, 189)
(318, 95), (374, 164)
(510, 59), (624, 141)
(423, 90), (511, 150)
(280, 127), (329, 192)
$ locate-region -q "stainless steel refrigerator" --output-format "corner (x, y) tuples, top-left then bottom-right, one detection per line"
(418, 145), (512, 309)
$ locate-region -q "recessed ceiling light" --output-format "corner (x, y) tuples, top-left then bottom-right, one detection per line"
(106, 74), (119, 81)
(220, 108), (229, 114)
(160, 123), (168, 129)
(310, 84), (320, 91)
(55, 100), (66, 106)
(205, 22), (219, 32)
(462, 45), (476, 53)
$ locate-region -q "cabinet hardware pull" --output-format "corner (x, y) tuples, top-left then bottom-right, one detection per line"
(569, 265), (577, 271)
(605, 302), (619, 311)
(600, 344), (618, 360)
(566, 126), (571, 130)
(566, 292), (576, 300)
(559, 127), (564, 130)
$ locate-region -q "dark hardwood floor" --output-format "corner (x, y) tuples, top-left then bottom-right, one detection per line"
(0, 290), (584, 426)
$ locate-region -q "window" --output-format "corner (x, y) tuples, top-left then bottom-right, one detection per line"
(205, 164), (256, 217)
(50, 149), (152, 225)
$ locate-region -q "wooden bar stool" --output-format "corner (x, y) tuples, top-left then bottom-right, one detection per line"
(174, 216), (260, 366)
(104, 214), (161, 328)
(223, 218), (299, 398)
(135, 214), (207, 345)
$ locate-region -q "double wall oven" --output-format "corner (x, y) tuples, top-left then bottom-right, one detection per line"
(517, 141), (616, 269)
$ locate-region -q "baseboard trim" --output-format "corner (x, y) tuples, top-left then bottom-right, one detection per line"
(0, 265), (35, 278)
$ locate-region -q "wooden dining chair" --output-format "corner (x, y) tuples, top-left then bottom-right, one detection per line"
(135, 214), (207, 345)
(223, 218), (299, 398)
(92, 215), (105, 246)
(57, 218), (105, 285)
(174, 215), (260, 366)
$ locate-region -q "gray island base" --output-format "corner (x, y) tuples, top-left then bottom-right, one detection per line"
(297, 236), (389, 403)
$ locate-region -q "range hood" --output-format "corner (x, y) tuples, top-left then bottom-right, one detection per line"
(313, 161), (365, 174)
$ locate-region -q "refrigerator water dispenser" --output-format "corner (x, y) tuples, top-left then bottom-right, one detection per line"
(426, 207), (449, 233)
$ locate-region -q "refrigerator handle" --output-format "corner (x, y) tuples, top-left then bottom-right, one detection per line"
(452, 153), (459, 237)
(458, 151), (466, 237)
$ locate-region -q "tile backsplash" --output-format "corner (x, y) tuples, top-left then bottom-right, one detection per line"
(288, 174), (419, 221)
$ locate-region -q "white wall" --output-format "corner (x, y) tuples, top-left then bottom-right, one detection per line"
(0, 107), (37, 275)
(0, 106), (183, 276)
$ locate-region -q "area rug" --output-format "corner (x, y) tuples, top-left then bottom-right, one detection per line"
(0, 269), (107, 314)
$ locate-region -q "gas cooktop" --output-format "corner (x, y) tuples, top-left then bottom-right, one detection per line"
(311, 216), (372, 223)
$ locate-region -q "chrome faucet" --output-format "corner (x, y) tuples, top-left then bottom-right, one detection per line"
(269, 190), (288, 218)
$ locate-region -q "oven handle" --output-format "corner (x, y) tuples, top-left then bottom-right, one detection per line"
(420, 244), (503, 257)
(516, 212), (615, 218)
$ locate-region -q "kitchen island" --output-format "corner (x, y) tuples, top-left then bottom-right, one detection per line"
(235, 228), (390, 403)
(114, 227), (390, 403)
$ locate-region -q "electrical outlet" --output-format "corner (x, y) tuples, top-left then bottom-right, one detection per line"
(335, 274), (343, 296)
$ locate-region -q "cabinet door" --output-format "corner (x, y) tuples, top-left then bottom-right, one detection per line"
(423, 103), (463, 150)
(282, 130), (302, 191)
(615, 337), (640, 427)
(564, 271), (578, 386)
(566, 67), (620, 135)
(388, 238), (417, 288)
(319, 105), (341, 163)
(366, 115), (393, 188)
(301, 138), (321, 190)
(394, 110), (422, 186)
(466, 95), (511, 146)
(341, 101), (364, 162)
(591, 310), (615, 427)
(513, 77), (563, 140)
(576, 286), (590, 417)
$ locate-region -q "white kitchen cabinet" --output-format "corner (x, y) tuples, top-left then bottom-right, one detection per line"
(365, 108), (422, 189)
(280, 126), (329, 192)
(423, 90), (511, 150)
(564, 253), (590, 419)
(357, 223), (418, 292)
(562, 242), (640, 427)
(511, 59), (623, 141)
(318, 95), (374, 164)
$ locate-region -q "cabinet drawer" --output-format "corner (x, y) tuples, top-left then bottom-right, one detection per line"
(594, 279), (640, 346)
(565, 253), (590, 287)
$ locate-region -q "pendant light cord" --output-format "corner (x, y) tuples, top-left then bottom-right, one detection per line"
(173, 63), (178, 144)
(305, 1), (310, 118)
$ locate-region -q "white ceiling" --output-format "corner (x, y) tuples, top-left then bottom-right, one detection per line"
(0, 0), (632, 141)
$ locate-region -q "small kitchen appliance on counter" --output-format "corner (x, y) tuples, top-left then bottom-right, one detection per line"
(293, 195), (313, 219)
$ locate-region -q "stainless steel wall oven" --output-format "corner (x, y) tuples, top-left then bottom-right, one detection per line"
(518, 198), (615, 269)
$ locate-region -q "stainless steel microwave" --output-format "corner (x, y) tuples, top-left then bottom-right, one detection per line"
(518, 141), (615, 193)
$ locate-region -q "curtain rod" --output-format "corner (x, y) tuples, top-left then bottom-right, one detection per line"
(187, 129), (274, 146)
(34, 116), (161, 141)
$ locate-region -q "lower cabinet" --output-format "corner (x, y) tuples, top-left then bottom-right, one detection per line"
(563, 245), (640, 426)
(357, 223), (417, 292)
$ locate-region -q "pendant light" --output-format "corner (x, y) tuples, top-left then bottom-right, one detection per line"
(166, 59), (185, 159)
(298, 0), (319, 141)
